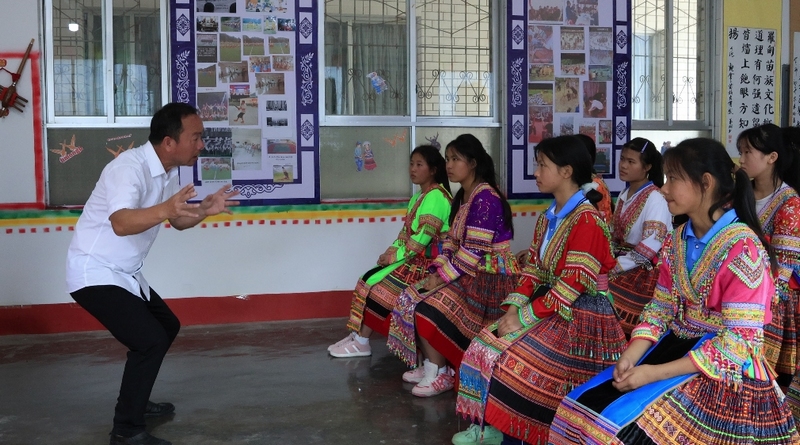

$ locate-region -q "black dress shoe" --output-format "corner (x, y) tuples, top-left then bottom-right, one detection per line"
(109, 431), (172, 445)
(144, 401), (175, 418)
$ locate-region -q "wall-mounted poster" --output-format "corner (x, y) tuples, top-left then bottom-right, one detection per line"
(507, 0), (629, 197)
(725, 27), (777, 153)
(170, 0), (318, 204)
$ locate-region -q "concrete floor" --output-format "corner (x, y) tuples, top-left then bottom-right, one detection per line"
(0, 318), (465, 445)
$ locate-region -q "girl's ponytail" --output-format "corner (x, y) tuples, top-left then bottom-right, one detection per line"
(730, 167), (777, 272)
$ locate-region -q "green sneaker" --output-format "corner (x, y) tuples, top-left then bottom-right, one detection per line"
(451, 424), (502, 445)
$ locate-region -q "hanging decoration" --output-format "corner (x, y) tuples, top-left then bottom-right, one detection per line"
(0, 39), (34, 118)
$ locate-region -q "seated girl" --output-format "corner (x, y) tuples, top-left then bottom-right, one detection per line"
(738, 124), (800, 388)
(328, 145), (451, 357)
(549, 138), (800, 445)
(453, 135), (625, 445)
(387, 134), (519, 398)
(608, 138), (672, 335)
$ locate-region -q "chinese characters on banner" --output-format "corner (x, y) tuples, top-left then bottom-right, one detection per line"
(725, 27), (777, 152)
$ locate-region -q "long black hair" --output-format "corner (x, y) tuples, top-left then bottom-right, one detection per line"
(737, 124), (800, 193)
(574, 134), (597, 171)
(535, 135), (604, 207)
(663, 137), (776, 270)
(446, 134), (513, 236)
(411, 145), (451, 195)
(622, 137), (664, 187)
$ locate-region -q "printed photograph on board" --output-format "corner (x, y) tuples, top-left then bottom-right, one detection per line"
(560, 53), (586, 76)
(196, 0), (236, 13)
(243, 35), (266, 56)
(559, 116), (575, 135)
(575, 0), (600, 25)
(196, 33), (218, 63)
(529, 63), (555, 81)
(218, 61), (249, 83)
(273, 164), (294, 182)
(221, 16), (241, 32)
(201, 128), (233, 157)
(243, 17), (263, 32)
(219, 33), (242, 62)
(229, 96), (259, 126)
(196, 15), (219, 32)
(588, 65), (612, 81)
(598, 120), (613, 144)
(264, 16), (278, 34)
(249, 56), (272, 73)
(197, 64), (217, 88)
(561, 27), (585, 51)
(555, 77), (580, 113)
(197, 92), (229, 122)
(528, 82), (554, 106)
(528, 25), (554, 63)
(583, 81), (607, 118)
(255, 72), (285, 95)
(529, 0), (563, 23)
(232, 128), (263, 170)
(272, 55), (294, 71)
(268, 36), (291, 55)
(589, 27), (613, 50)
(200, 157), (233, 181)
(529, 106), (554, 143)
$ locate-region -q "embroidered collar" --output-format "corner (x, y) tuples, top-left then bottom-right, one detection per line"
(683, 209), (738, 243)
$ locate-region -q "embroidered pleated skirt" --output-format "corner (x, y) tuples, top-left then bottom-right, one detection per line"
(764, 288), (800, 387)
(347, 254), (432, 336)
(409, 272), (518, 369)
(477, 293), (626, 444)
(608, 264), (659, 336)
(550, 332), (800, 445)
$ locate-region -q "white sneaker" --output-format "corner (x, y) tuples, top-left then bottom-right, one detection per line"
(411, 362), (454, 397)
(327, 333), (354, 352)
(402, 366), (426, 384)
(329, 337), (372, 358)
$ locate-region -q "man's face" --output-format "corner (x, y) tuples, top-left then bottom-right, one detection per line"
(173, 114), (205, 167)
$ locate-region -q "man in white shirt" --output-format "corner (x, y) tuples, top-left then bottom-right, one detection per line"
(66, 103), (239, 445)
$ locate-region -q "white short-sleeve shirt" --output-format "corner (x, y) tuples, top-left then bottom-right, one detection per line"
(66, 141), (179, 300)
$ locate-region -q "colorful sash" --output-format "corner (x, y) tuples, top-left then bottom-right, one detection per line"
(387, 280), (446, 367)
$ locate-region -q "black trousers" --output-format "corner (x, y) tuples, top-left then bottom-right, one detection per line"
(71, 285), (180, 436)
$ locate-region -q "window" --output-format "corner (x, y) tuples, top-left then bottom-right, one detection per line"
(321, 0), (500, 200)
(631, 0), (711, 127)
(45, 0), (167, 124)
(324, 0), (494, 118)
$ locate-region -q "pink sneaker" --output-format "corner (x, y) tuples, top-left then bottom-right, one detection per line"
(329, 338), (372, 358)
(402, 366), (426, 384)
(411, 362), (454, 397)
(327, 333), (355, 352)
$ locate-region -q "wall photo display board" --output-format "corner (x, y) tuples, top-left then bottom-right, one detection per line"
(506, 0), (631, 198)
(170, 0), (318, 205)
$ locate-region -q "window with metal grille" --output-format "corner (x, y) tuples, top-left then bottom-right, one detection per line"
(323, 0), (495, 119)
(321, 0), (500, 200)
(631, 0), (709, 127)
(45, 0), (166, 124)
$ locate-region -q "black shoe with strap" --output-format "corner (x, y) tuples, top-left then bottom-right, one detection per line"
(144, 401), (175, 418)
(109, 431), (172, 445)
